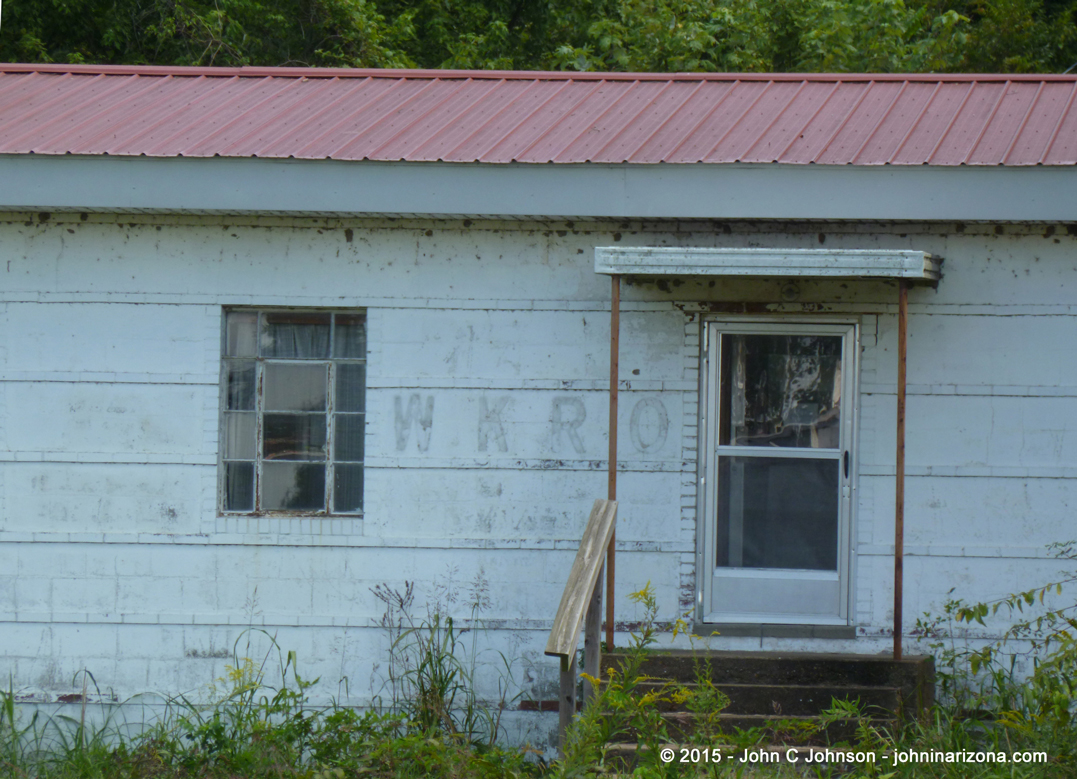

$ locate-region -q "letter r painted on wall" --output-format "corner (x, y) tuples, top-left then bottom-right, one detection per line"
(551, 397), (586, 454)
(395, 394), (434, 451)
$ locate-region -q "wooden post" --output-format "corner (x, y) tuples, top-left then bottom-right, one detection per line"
(894, 281), (908, 661)
(606, 274), (620, 650)
(583, 565), (603, 708)
(558, 654), (576, 750)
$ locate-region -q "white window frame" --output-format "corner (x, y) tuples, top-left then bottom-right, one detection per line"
(217, 308), (366, 517)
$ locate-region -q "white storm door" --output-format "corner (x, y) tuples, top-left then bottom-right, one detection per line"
(701, 322), (856, 625)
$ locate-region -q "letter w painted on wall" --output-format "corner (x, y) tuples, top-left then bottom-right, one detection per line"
(394, 394), (434, 451)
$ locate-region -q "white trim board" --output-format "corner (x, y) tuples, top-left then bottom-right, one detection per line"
(595, 248), (941, 280)
(1, 155), (1076, 221)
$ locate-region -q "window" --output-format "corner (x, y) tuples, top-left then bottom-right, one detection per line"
(219, 310), (365, 515)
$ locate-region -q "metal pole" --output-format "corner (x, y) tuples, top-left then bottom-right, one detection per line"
(894, 281), (908, 661)
(606, 274), (620, 650)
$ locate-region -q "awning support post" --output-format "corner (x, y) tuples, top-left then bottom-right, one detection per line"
(606, 274), (620, 651)
(894, 280), (908, 661)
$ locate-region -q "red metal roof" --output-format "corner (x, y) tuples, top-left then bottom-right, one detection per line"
(1, 64), (1076, 165)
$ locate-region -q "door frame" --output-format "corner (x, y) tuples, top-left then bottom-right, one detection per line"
(695, 315), (861, 627)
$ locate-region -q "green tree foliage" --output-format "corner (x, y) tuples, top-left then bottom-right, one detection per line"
(1, 0), (1075, 72)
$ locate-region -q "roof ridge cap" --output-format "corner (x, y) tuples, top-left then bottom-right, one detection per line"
(1, 63), (1076, 82)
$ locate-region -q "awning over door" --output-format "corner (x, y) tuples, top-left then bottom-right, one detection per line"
(594, 248), (940, 282)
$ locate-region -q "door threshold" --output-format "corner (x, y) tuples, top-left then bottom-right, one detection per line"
(695, 622), (856, 639)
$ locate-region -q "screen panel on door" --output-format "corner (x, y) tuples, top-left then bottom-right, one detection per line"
(703, 324), (855, 625)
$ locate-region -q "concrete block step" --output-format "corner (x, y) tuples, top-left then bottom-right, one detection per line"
(660, 712), (884, 743)
(626, 680), (902, 716)
(601, 650), (933, 689)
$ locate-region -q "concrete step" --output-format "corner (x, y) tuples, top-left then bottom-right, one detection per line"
(628, 680), (902, 716)
(601, 649), (934, 720)
(602, 649), (932, 687)
(661, 712), (883, 742)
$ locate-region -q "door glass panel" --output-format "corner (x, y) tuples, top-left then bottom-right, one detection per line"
(717, 456), (839, 571)
(719, 334), (842, 448)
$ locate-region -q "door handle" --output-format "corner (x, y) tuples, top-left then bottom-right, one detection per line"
(843, 450), (850, 478)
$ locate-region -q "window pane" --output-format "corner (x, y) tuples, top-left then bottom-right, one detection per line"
(334, 414), (365, 462)
(264, 363), (327, 411)
(334, 464), (363, 513)
(336, 363), (366, 412)
(263, 462), (325, 511)
(334, 315), (366, 358)
(224, 462), (254, 511)
(264, 413), (327, 460)
(261, 313), (330, 358)
(222, 412), (255, 460)
(716, 456), (839, 571)
(719, 334), (842, 448)
(225, 312), (258, 357)
(225, 361), (256, 410)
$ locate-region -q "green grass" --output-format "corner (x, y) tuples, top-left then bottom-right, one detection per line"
(4, 564), (1077, 778)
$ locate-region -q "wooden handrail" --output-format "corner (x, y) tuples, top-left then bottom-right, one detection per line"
(545, 498), (617, 749)
(545, 499), (618, 659)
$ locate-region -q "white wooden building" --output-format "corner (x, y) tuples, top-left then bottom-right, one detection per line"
(2, 64), (1077, 745)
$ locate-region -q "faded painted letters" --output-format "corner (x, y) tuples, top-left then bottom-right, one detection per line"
(478, 396), (509, 452)
(551, 397), (586, 454)
(394, 394), (434, 451)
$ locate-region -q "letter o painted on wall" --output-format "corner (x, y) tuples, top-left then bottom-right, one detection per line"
(629, 398), (669, 453)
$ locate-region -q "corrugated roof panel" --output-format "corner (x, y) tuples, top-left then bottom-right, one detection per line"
(291, 78), (417, 158)
(136, 77), (287, 155)
(736, 81), (829, 163)
(966, 82), (1039, 164)
(517, 80), (633, 162)
(481, 80), (606, 162)
(625, 80), (733, 161)
(1, 73), (115, 151)
(1008, 82), (1075, 164)
(888, 81), (966, 164)
(1042, 87), (1077, 164)
(375, 78), (509, 160)
(554, 80), (671, 162)
(815, 81), (902, 164)
(777, 81), (867, 162)
(346, 78), (477, 159)
(583, 80), (681, 162)
(667, 80), (771, 162)
(37, 75), (181, 153)
(212, 77), (370, 156)
(705, 80), (795, 161)
(406, 78), (517, 160)
(252, 77), (376, 158)
(445, 80), (567, 161)
(852, 81), (939, 164)
(184, 77), (344, 157)
(725, 81), (813, 162)
(925, 81), (1001, 164)
(0, 65), (1075, 165)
